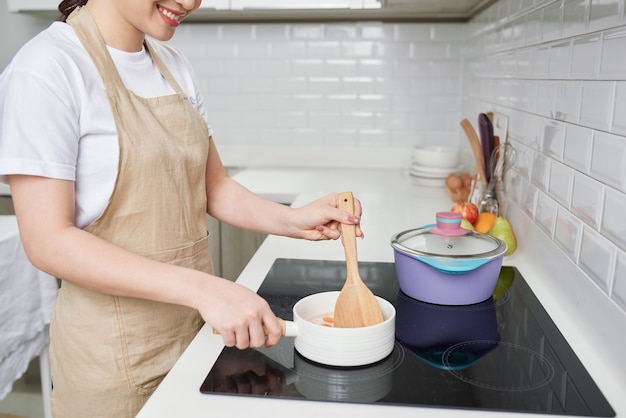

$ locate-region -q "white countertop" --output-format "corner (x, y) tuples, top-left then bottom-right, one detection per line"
(137, 168), (626, 418)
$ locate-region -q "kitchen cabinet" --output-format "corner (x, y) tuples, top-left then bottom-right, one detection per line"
(189, 0), (496, 21)
(0, 197), (14, 215)
(7, 0), (57, 12)
(8, 0), (499, 21)
(205, 215), (267, 281)
(219, 223), (267, 281)
(205, 216), (222, 277)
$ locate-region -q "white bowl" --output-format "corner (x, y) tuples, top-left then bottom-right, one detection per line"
(292, 291), (396, 367)
(412, 146), (460, 168)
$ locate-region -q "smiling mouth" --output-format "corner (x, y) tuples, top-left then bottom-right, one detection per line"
(157, 5), (183, 22)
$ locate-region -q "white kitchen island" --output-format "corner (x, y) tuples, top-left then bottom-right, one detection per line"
(136, 168), (626, 418)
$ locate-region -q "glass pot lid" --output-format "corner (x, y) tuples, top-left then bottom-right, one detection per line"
(390, 212), (507, 260)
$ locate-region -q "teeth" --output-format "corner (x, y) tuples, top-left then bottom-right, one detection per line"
(158, 5), (181, 21)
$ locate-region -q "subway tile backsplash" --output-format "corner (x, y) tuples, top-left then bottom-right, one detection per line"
(169, 0), (626, 314)
(466, 0), (626, 312)
(170, 22), (465, 151)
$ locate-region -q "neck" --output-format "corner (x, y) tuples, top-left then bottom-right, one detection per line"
(85, 1), (145, 52)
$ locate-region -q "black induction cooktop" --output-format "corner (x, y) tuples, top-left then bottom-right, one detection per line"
(200, 258), (614, 416)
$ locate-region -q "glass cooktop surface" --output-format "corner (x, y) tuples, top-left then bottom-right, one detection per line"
(200, 258), (614, 416)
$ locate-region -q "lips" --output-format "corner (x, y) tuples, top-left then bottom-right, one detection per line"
(157, 4), (184, 26)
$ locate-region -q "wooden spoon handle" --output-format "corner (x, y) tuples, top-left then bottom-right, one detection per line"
(460, 118), (488, 184)
(338, 191), (359, 285)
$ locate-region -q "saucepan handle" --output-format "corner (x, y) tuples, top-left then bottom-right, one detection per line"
(212, 318), (298, 337)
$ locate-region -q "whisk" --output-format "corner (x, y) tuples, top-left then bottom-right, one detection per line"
(478, 143), (517, 215)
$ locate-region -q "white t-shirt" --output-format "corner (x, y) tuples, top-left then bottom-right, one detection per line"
(0, 22), (213, 228)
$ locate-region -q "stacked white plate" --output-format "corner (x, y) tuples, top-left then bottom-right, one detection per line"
(408, 162), (464, 186)
(408, 146), (462, 187)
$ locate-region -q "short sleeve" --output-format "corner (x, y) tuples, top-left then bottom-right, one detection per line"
(0, 59), (80, 184)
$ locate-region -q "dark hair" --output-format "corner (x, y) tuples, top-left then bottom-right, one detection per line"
(58, 0), (88, 21)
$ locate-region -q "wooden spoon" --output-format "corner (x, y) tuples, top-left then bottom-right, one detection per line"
(333, 192), (384, 328)
(460, 118), (488, 183)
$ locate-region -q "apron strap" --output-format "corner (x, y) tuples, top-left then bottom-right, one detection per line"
(67, 6), (126, 98)
(68, 6), (185, 98)
(144, 40), (185, 96)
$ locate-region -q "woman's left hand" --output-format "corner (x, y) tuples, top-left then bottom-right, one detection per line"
(288, 193), (363, 241)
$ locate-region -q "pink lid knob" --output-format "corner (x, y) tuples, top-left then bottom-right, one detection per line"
(430, 211), (467, 237)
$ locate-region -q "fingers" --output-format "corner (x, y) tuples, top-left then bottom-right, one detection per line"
(315, 220), (364, 240)
(263, 315), (283, 347)
(344, 196), (364, 238)
(335, 193), (363, 234)
(315, 194), (364, 240)
(217, 316), (282, 350)
(315, 220), (341, 240)
(352, 195), (363, 218)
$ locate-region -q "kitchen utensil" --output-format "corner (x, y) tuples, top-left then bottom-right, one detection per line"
(213, 291), (396, 367)
(390, 211), (507, 305)
(490, 113), (509, 197)
(478, 190), (499, 215)
(293, 291), (395, 366)
(333, 191), (384, 328)
(492, 113), (508, 146)
(491, 142), (516, 184)
(478, 149), (500, 215)
(478, 113), (494, 184)
(212, 318), (296, 337)
(293, 292), (396, 366)
(460, 119), (487, 184)
(480, 143), (517, 214)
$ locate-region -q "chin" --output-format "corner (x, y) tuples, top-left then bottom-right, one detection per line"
(148, 30), (177, 42)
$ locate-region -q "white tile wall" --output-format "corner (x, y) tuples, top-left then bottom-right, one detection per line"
(601, 27), (626, 79)
(465, 0), (626, 313)
(571, 171), (602, 228)
(580, 225), (616, 292)
(591, 131), (626, 190)
(170, 22), (465, 152)
(554, 204), (582, 261)
(614, 251), (626, 310)
(602, 187), (626, 251)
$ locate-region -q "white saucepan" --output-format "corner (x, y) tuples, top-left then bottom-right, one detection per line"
(288, 291), (395, 367)
(214, 291), (396, 367)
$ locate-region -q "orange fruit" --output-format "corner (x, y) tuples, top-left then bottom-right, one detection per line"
(474, 212), (497, 233)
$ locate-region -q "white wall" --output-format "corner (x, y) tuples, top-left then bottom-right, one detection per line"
(168, 22), (467, 168)
(0, 0), (52, 70)
(464, 0), (626, 315)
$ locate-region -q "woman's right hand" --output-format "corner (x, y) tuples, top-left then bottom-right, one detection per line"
(198, 279), (282, 350)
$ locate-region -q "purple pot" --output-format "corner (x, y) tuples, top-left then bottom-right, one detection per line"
(391, 212), (507, 306)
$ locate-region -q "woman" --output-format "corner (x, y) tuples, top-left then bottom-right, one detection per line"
(0, 1), (363, 416)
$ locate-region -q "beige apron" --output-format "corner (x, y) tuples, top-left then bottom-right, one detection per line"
(49, 7), (213, 417)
